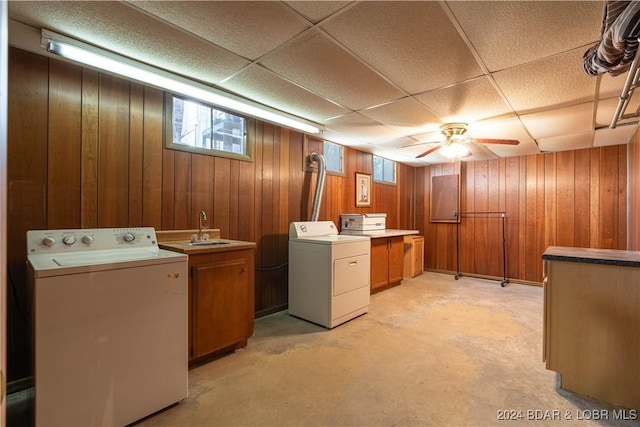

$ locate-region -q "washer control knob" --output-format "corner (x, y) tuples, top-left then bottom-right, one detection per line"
(62, 235), (77, 246)
(123, 233), (136, 243)
(42, 236), (56, 247)
(81, 235), (94, 245)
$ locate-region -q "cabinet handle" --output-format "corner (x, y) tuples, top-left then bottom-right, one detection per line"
(349, 261), (358, 266)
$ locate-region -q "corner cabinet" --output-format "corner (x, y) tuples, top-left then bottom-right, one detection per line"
(190, 248), (255, 363)
(370, 236), (404, 293)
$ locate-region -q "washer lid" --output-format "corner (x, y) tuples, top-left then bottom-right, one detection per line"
(28, 248), (186, 277)
(289, 221), (339, 238)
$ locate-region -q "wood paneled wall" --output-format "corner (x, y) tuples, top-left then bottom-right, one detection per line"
(6, 48), (415, 381)
(416, 147), (628, 283)
(6, 47), (632, 382)
(629, 128), (640, 251)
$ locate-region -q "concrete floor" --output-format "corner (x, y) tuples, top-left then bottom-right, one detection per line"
(134, 272), (638, 427)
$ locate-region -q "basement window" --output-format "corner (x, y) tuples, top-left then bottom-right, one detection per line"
(166, 95), (251, 161)
(373, 155), (396, 184)
(323, 140), (343, 174)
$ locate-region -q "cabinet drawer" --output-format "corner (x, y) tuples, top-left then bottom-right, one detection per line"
(333, 254), (370, 296)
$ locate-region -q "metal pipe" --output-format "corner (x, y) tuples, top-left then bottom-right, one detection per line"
(309, 153), (326, 221)
(454, 211), (509, 286)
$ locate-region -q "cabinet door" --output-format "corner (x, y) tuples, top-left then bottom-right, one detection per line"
(191, 259), (248, 359)
(413, 237), (424, 276)
(388, 236), (404, 285)
(370, 238), (389, 292)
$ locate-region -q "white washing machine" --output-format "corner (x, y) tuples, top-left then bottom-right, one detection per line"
(288, 221), (370, 328)
(27, 227), (188, 427)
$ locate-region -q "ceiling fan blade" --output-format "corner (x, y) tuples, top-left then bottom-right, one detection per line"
(416, 144), (442, 158)
(400, 139), (440, 148)
(473, 138), (519, 145)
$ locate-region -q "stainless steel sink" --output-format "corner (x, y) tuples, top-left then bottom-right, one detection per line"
(182, 240), (231, 246)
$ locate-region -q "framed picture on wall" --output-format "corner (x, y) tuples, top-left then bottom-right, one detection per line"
(355, 172), (371, 207)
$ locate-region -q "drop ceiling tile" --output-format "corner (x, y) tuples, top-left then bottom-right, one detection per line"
(447, 1), (603, 71)
(520, 103), (594, 140)
(320, 1), (483, 94)
(220, 65), (350, 123)
(9, 1), (250, 84)
(376, 136), (419, 150)
(465, 144), (500, 161)
(260, 30), (405, 110)
(373, 145), (432, 166)
(359, 98), (442, 136)
(321, 129), (371, 150)
(415, 77), (513, 123)
(409, 129), (447, 146)
(593, 125), (637, 147)
(325, 112), (406, 144)
(129, 1), (310, 61)
(598, 72), (630, 99)
(284, 1), (352, 24)
(493, 49), (597, 113)
(483, 139), (541, 157)
(538, 132), (594, 152)
(467, 115), (533, 142)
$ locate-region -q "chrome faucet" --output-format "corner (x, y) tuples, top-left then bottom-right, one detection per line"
(198, 211), (207, 241)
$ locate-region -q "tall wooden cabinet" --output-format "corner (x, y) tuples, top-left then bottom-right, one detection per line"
(370, 236), (404, 293)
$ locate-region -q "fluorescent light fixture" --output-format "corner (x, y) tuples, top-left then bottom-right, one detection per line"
(42, 30), (323, 135)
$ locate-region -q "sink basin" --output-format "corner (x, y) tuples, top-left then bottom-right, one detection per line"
(182, 240), (230, 247)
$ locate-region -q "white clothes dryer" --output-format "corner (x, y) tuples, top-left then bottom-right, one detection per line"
(288, 221), (370, 328)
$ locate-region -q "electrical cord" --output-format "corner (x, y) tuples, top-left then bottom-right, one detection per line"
(254, 262), (288, 272)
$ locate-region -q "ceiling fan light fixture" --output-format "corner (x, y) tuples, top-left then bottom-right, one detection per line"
(439, 140), (470, 159)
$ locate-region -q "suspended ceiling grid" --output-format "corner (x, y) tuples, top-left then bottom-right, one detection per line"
(8, 0), (637, 166)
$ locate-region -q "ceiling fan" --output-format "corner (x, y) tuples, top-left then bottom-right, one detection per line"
(410, 123), (520, 159)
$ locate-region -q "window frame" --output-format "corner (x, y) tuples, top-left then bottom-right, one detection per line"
(322, 140), (344, 176)
(164, 94), (254, 162)
(303, 136), (345, 177)
(372, 155), (397, 185)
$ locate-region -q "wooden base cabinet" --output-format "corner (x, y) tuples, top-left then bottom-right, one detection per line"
(370, 236), (404, 293)
(543, 247), (640, 411)
(189, 248), (255, 364)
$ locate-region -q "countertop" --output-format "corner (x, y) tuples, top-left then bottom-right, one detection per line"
(542, 246), (640, 268)
(340, 229), (420, 238)
(159, 239), (256, 255)
(156, 229), (255, 255)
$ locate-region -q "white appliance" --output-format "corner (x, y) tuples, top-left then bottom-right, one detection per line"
(340, 213), (387, 232)
(27, 227), (188, 427)
(288, 221), (370, 328)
